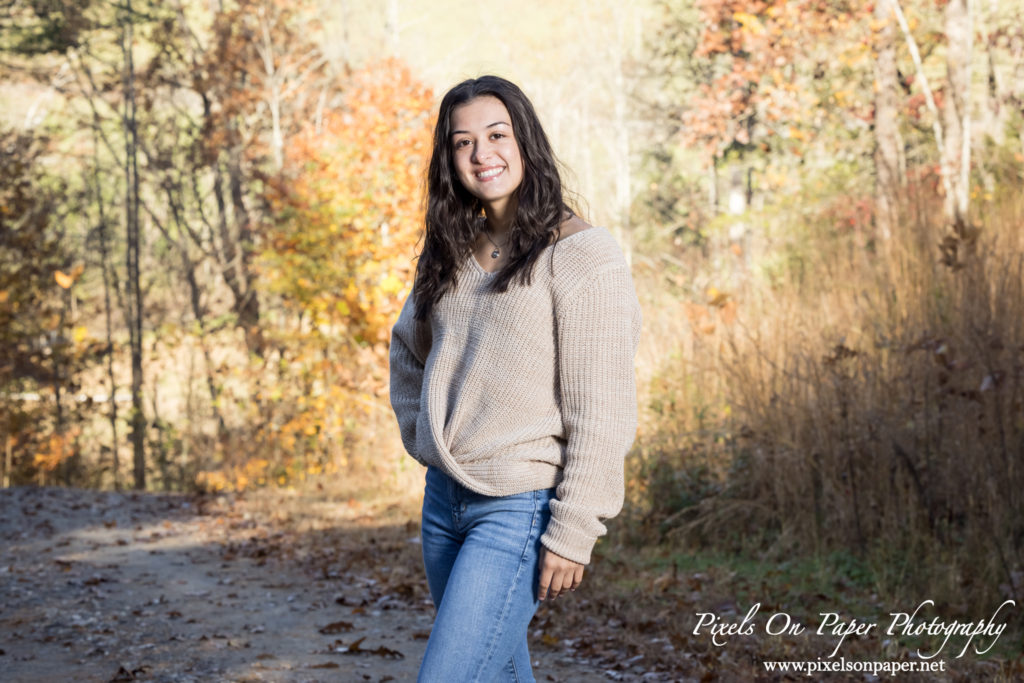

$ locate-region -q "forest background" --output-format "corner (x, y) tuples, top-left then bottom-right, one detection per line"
(2, 0), (1024, 676)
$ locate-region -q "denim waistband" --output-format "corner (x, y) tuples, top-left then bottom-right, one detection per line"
(426, 465), (554, 504)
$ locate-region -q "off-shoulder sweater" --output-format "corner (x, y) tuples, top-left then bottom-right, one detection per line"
(388, 226), (642, 565)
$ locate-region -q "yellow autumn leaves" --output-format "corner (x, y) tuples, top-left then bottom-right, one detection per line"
(53, 264), (84, 289)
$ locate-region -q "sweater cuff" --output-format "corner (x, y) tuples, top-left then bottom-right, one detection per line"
(540, 514), (598, 566)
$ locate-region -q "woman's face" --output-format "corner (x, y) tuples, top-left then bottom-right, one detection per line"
(449, 95), (524, 218)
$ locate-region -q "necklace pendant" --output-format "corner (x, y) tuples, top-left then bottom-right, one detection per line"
(491, 247), (500, 259)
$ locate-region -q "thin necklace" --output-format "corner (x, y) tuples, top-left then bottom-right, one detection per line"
(482, 230), (507, 259)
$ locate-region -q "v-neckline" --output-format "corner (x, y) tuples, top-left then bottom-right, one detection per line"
(467, 226), (600, 276)
(469, 252), (498, 276)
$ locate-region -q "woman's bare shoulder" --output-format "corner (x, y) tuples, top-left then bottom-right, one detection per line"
(547, 216), (624, 279)
(556, 215), (595, 241)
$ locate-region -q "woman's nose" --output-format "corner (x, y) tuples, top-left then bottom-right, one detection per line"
(471, 140), (492, 164)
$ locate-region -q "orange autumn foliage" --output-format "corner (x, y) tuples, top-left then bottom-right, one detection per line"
(262, 59), (433, 345)
(217, 59), (434, 489)
(684, 0), (872, 158)
(33, 429), (81, 473)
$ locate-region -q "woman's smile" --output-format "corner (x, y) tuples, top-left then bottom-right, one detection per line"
(475, 166), (505, 181)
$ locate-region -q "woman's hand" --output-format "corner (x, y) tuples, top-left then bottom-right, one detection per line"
(537, 547), (584, 601)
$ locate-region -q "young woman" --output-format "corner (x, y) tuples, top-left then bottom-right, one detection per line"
(389, 75), (642, 682)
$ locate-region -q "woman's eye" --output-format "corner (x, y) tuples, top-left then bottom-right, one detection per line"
(490, 133), (505, 140)
(455, 139), (471, 149)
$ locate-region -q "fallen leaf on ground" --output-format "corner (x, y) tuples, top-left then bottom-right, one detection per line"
(319, 620), (354, 634)
(329, 636), (404, 659)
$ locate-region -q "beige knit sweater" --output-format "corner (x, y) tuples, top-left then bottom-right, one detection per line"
(388, 226), (642, 565)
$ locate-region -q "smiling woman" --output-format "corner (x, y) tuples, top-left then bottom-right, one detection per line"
(449, 96), (525, 240)
(388, 75), (642, 682)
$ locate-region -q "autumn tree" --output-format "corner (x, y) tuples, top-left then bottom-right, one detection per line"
(684, 4), (869, 154)
(185, 0), (335, 356)
(940, 0), (972, 234)
(0, 129), (101, 486)
(0, 0), (93, 55)
(642, 0), (1023, 251)
(250, 59), (434, 484)
(119, 0), (146, 489)
(873, 0), (905, 242)
(4, 0), (433, 491)
(50, 0), (343, 485)
(640, 0), (879, 246)
(887, 0), (969, 250)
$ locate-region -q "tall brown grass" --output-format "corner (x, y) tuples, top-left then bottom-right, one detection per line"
(631, 191), (1024, 616)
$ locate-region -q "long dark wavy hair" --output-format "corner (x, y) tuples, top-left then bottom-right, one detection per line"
(412, 75), (574, 321)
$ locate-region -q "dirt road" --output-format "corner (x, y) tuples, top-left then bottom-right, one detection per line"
(0, 486), (609, 683)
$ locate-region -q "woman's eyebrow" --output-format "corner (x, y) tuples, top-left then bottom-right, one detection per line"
(450, 121), (511, 136)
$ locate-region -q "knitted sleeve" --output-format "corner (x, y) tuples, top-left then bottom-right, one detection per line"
(540, 263), (642, 565)
(388, 293), (429, 465)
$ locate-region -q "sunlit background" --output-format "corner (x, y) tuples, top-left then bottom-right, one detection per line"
(2, 0), (1024, 675)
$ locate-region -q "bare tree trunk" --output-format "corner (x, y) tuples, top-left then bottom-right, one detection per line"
(149, 386), (171, 491)
(56, 246), (70, 486)
(3, 423), (11, 488)
(978, 2), (1004, 145)
(890, 1), (950, 201)
(91, 126), (122, 490)
(146, 178), (228, 443)
(205, 100), (263, 359)
(227, 149), (263, 356)
(611, 3), (632, 266)
(258, 9), (285, 171)
(1010, 13), (1024, 160)
(122, 0), (146, 489)
(386, 0), (399, 56)
(708, 157), (719, 216)
(210, 167), (261, 356)
(874, 0), (904, 242)
(942, 0), (973, 231)
(890, 0), (973, 265)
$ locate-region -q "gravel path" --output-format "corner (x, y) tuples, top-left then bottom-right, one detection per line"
(0, 486), (599, 683)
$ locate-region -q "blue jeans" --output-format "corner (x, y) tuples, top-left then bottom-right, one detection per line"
(418, 466), (555, 682)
